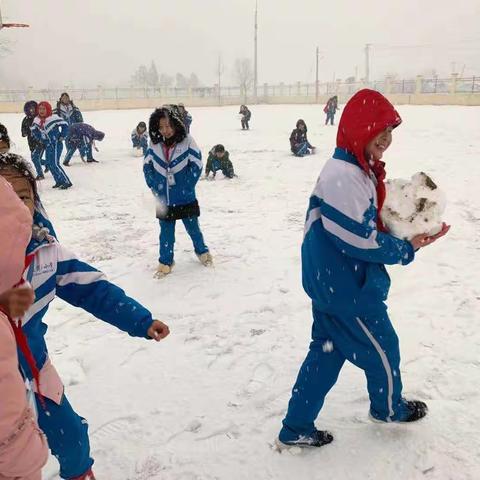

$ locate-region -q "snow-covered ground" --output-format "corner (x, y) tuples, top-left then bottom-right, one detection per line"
(2, 104), (480, 480)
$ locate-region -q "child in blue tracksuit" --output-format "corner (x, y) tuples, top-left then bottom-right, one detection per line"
(63, 122), (105, 166)
(143, 105), (212, 278)
(131, 121), (148, 155)
(21, 100), (46, 180)
(0, 153), (170, 480)
(31, 101), (72, 189)
(278, 89), (450, 448)
(55, 92), (84, 126)
(290, 119), (315, 157)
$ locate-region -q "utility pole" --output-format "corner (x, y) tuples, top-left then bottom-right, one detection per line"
(365, 43), (371, 84)
(254, 0), (258, 102)
(315, 46), (319, 103)
(217, 53), (224, 106)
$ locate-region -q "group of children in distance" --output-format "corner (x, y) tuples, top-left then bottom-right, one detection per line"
(0, 89), (451, 479)
(20, 93), (105, 190)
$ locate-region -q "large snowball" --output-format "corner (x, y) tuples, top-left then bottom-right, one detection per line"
(381, 172), (446, 240)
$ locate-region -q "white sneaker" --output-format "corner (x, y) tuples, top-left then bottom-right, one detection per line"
(154, 262), (174, 278)
(198, 252), (213, 267)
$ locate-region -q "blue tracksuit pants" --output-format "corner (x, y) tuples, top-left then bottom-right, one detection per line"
(36, 393), (93, 479)
(46, 142), (71, 186)
(132, 137), (148, 155)
(293, 142), (309, 157)
(280, 306), (412, 442)
(159, 217), (208, 265)
(31, 146), (45, 177)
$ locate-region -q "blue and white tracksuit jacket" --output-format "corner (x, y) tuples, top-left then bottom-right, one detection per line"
(31, 115), (71, 186)
(20, 233), (154, 478)
(143, 135), (203, 208)
(56, 104), (84, 126)
(280, 148), (416, 441)
(143, 136), (208, 265)
(131, 130), (149, 155)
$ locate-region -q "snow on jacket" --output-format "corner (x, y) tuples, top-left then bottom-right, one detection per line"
(143, 135), (202, 207)
(55, 102), (83, 126)
(19, 235), (155, 383)
(0, 177), (48, 478)
(31, 114), (69, 146)
(302, 89), (414, 317)
(66, 122), (105, 148)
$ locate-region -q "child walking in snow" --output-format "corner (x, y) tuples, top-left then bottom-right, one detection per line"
(63, 122), (105, 166)
(290, 119), (316, 157)
(0, 176), (48, 480)
(21, 101), (46, 180)
(239, 105), (251, 130)
(278, 89), (450, 449)
(178, 103), (192, 134)
(131, 121), (149, 155)
(324, 95), (339, 125)
(143, 105), (213, 278)
(31, 102), (72, 189)
(205, 144), (236, 179)
(0, 154), (170, 480)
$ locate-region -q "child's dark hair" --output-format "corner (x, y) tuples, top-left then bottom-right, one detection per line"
(0, 123), (10, 148)
(214, 144), (225, 154)
(148, 105), (187, 145)
(0, 153), (38, 199)
(296, 119), (307, 130)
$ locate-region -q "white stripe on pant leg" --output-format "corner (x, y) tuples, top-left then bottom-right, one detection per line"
(356, 317), (394, 420)
(55, 143), (69, 184)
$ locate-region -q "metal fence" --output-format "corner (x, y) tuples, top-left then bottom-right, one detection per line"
(0, 76), (479, 103)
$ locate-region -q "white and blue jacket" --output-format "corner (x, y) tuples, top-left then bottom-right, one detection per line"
(302, 147), (415, 317)
(143, 135), (202, 207)
(19, 235), (154, 380)
(31, 115), (69, 147)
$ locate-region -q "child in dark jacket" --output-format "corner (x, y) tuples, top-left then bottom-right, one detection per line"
(63, 123), (105, 166)
(21, 101), (46, 180)
(290, 119), (315, 157)
(324, 95), (339, 125)
(0, 153), (170, 480)
(131, 121), (149, 155)
(205, 144), (236, 179)
(178, 104), (192, 134)
(143, 105), (213, 278)
(278, 89), (450, 449)
(239, 105), (251, 130)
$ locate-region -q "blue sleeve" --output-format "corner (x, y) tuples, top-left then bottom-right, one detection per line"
(319, 198), (415, 266)
(143, 150), (156, 190)
(55, 244), (154, 338)
(30, 125), (43, 143)
(186, 138), (202, 186)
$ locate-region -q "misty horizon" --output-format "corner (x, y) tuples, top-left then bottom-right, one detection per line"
(0, 0), (479, 90)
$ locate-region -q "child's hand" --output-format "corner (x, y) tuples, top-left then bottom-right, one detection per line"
(410, 223), (451, 250)
(147, 320), (170, 341)
(0, 286), (35, 318)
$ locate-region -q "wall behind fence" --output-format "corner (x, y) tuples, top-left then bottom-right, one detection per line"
(1, 74), (479, 113)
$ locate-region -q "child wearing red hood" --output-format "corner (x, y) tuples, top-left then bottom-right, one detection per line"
(31, 101), (72, 189)
(278, 89), (450, 448)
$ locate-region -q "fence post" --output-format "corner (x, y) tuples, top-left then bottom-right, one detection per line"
(449, 73), (459, 94)
(472, 76), (476, 94)
(385, 76), (392, 94)
(27, 86), (34, 100)
(335, 79), (341, 94)
(297, 81), (301, 96)
(263, 83), (268, 98)
(279, 82), (285, 97)
(97, 85), (104, 100)
(415, 75), (423, 95)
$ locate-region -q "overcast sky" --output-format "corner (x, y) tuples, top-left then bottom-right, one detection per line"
(0, 0), (479, 89)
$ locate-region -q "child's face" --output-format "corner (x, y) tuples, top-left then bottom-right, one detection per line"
(38, 105), (47, 117)
(159, 118), (175, 140)
(138, 126), (146, 134)
(28, 106), (36, 117)
(215, 151), (225, 159)
(61, 95), (70, 105)
(0, 139), (9, 154)
(299, 123), (305, 131)
(365, 126), (393, 161)
(1, 167), (35, 218)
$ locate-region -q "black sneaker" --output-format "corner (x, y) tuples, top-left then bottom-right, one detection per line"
(36, 175), (45, 181)
(402, 400), (428, 422)
(277, 429), (334, 449)
(86, 158), (99, 163)
(59, 183), (73, 190)
(52, 183), (60, 188)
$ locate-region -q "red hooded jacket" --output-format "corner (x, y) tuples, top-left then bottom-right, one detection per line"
(37, 101), (53, 128)
(336, 89), (402, 231)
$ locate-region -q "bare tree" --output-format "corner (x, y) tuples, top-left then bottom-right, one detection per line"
(216, 53), (225, 103)
(234, 58), (253, 102)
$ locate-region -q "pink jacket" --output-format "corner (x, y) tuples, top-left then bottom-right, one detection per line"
(0, 177), (47, 479)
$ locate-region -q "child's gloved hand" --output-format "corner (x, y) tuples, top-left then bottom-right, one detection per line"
(147, 319), (170, 341)
(0, 286), (35, 318)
